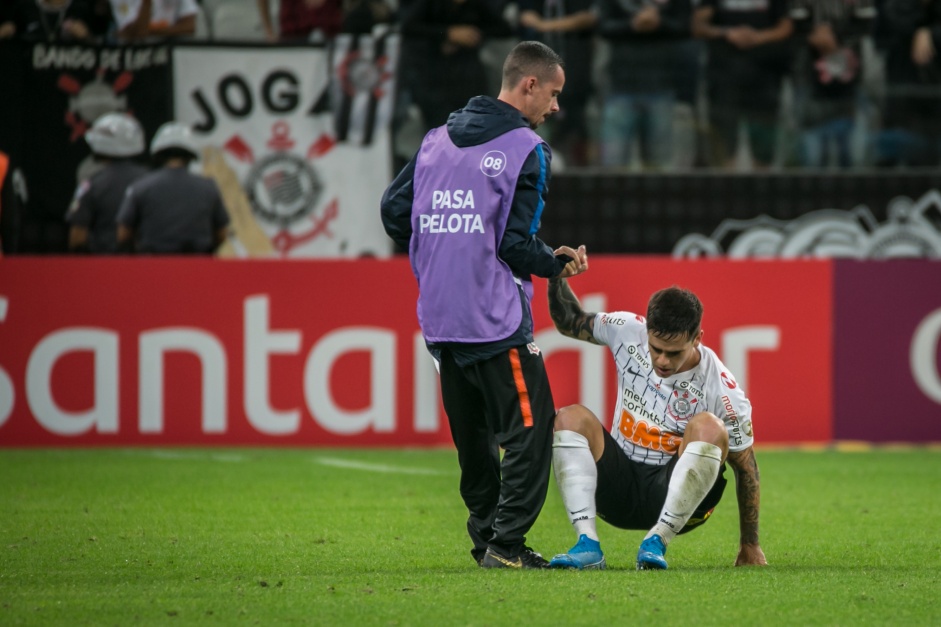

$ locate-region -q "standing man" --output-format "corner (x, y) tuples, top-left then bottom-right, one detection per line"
(518, 0), (598, 166)
(873, 0), (941, 166)
(117, 122), (229, 254)
(693, 0), (793, 168)
(789, 0), (876, 168)
(398, 0), (514, 133)
(596, 0), (695, 170)
(67, 112), (149, 254)
(545, 280), (766, 570)
(380, 40), (588, 569)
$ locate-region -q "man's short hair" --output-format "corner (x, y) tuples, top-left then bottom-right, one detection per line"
(646, 286), (703, 341)
(502, 40), (564, 90)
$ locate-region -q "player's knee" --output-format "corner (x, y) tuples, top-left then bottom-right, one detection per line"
(688, 411), (728, 447)
(554, 404), (597, 435)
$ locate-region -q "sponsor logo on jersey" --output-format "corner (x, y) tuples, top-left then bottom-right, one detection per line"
(742, 418), (754, 438)
(623, 389), (667, 427)
(676, 379), (705, 400)
(722, 395), (738, 422)
(601, 314), (625, 326)
(722, 394), (744, 446)
(626, 344), (651, 371)
(647, 380), (668, 401)
(618, 408), (681, 454)
(679, 379), (706, 400)
(721, 371), (737, 389)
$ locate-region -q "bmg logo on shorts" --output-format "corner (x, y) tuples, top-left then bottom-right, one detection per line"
(480, 151), (507, 177)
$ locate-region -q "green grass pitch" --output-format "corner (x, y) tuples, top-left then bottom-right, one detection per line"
(2, 447), (940, 625)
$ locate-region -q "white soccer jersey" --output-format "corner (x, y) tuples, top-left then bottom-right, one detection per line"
(593, 310), (754, 466)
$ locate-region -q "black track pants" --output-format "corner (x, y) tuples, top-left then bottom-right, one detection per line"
(439, 345), (556, 558)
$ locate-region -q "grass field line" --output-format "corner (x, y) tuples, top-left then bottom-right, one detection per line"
(115, 449), (453, 474)
(120, 449), (248, 463)
(314, 456), (450, 475)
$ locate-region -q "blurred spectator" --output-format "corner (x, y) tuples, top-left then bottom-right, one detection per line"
(518, 0), (597, 166)
(256, 0), (343, 42)
(672, 31), (704, 169)
(0, 0), (110, 42)
(66, 113), (149, 254)
(693, 0), (794, 169)
(790, 0), (876, 168)
(873, 0), (941, 166)
(110, 0), (197, 42)
(117, 122), (230, 254)
(89, 0), (114, 37)
(596, 0), (694, 170)
(342, 0), (396, 34)
(399, 0), (513, 132)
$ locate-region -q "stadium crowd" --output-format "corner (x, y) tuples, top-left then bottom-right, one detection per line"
(3, 0), (937, 171)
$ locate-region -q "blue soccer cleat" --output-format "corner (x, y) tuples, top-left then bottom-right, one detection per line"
(636, 534), (668, 570)
(549, 535), (607, 570)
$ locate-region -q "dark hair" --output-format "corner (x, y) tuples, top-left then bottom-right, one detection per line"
(646, 286), (703, 341)
(502, 40), (564, 90)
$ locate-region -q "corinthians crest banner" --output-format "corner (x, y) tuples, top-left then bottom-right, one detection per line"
(172, 40), (397, 258)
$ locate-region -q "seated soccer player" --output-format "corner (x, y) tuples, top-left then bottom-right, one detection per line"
(546, 280), (767, 570)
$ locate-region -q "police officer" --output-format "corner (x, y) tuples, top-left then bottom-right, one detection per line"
(117, 122), (229, 254)
(380, 40), (588, 569)
(67, 113), (150, 254)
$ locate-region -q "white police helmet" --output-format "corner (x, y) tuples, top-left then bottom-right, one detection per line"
(150, 121), (199, 159)
(84, 112), (145, 158)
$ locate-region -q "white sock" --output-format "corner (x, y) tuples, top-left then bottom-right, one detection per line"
(646, 441), (722, 545)
(553, 430), (599, 542)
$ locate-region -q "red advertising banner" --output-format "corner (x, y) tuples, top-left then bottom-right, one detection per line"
(527, 258), (833, 445)
(833, 260), (941, 442)
(0, 257), (832, 447)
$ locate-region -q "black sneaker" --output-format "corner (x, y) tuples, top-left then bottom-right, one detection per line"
(480, 548), (522, 569)
(480, 546), (551, 569)
(519, 546), (551, 569)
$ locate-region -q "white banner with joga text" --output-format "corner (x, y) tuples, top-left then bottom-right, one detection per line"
(172, 38), (398, 258)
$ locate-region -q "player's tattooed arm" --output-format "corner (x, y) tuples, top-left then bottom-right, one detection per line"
(728, 446), (767, 566)
(547, 277), (600, 344)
